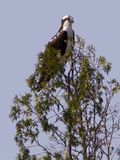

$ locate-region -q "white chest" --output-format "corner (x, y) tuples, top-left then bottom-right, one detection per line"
(65, 27), (74, 53)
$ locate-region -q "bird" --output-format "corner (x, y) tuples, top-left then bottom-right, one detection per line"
(47, 15), (74, 56)
(37, 15), (74, 89)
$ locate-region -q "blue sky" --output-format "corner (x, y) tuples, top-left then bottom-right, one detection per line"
(0, 0), (120, 159)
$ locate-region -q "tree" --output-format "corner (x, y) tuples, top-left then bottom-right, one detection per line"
(10, 36), (120, 160)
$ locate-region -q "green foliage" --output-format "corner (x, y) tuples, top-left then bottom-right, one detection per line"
(26, 47), (65, 91)
(10, 36), (120, 160)
(16, 145), (36, 160)
(98, 56), (112, 74)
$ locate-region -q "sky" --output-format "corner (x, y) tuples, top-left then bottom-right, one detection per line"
(0, 0), (120, 159)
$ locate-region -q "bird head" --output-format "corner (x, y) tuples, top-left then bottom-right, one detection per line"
(61, 15), (74, 24)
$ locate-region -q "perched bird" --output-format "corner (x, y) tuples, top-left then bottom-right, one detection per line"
(38, 15), (74, 88)
(47, 15), (74, 55)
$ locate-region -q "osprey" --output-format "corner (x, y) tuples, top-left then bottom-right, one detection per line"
(47, 15), (74, 55)
(38, 15), (74, 89)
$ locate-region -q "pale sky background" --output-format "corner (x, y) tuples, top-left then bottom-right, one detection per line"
(1, 0), (120, 159)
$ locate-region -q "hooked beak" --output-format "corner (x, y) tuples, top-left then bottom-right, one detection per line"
(70, 18), (74, 23)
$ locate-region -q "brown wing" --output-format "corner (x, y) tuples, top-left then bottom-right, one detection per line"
(47, 31), (68, 56)
(73, 30), (75, 45)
